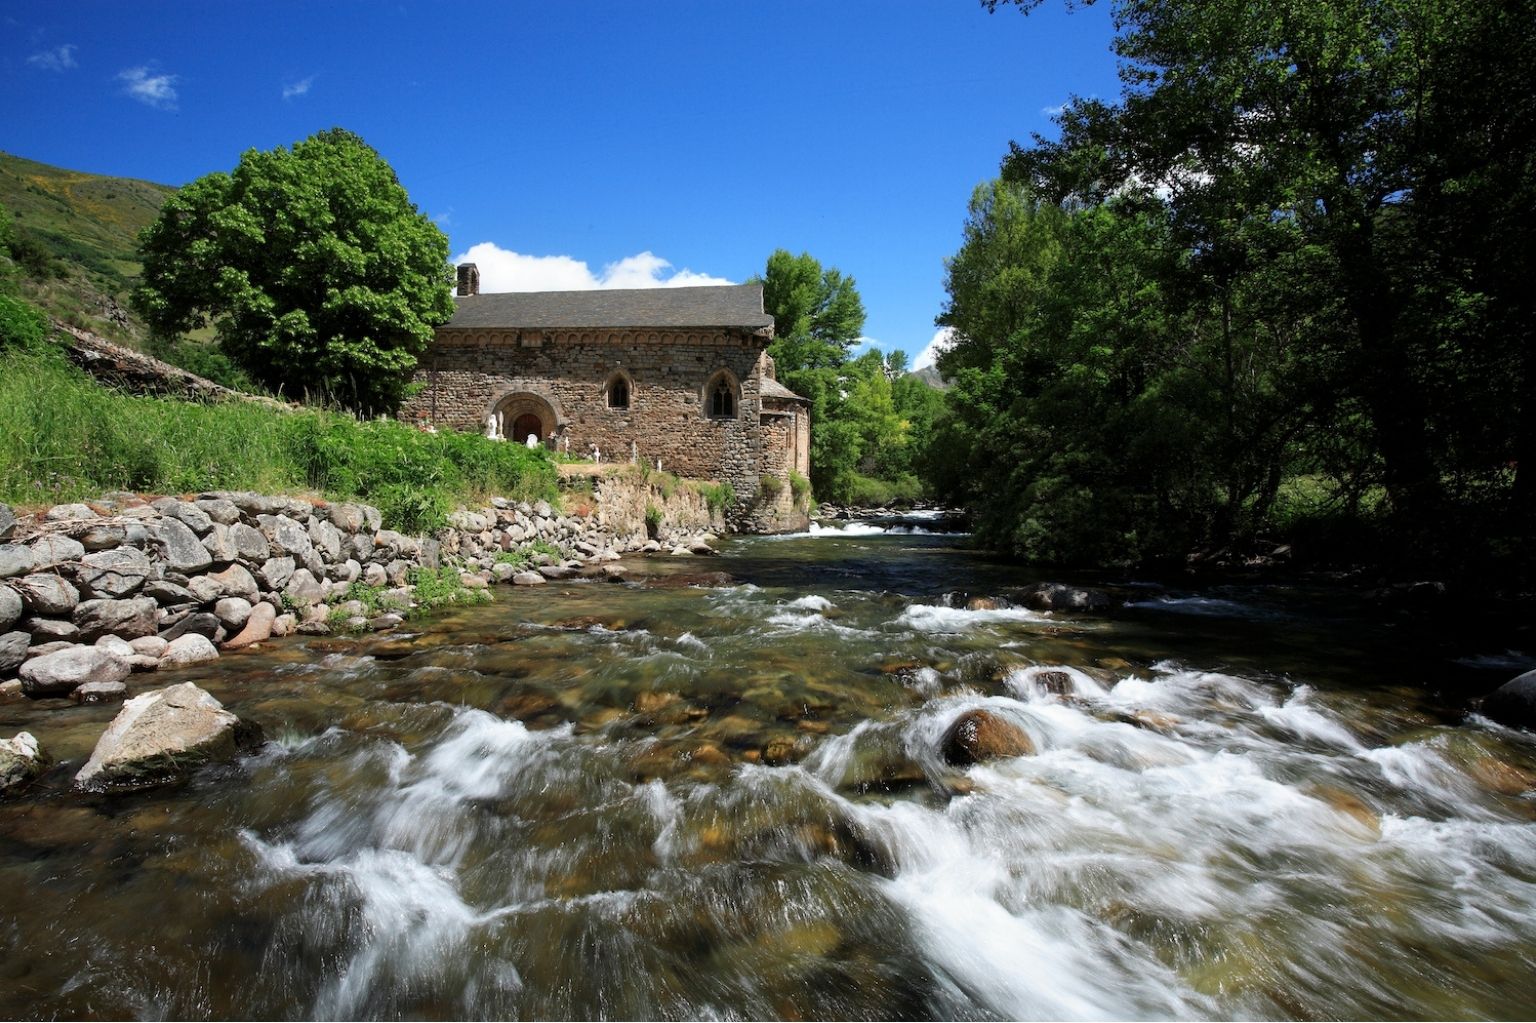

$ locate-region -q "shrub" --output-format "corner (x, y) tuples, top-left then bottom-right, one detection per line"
(645, 502), (662, 537)
(757, 475), (784, 502)
(0, 293), (48, 350)
(408, 564), (491, 614)
(696, 481), (735, 516)
(789, 470), (811, 503)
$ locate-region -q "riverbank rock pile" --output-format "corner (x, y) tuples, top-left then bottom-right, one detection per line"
(439, 497), (719, 585)
(1, 491), (723, 703)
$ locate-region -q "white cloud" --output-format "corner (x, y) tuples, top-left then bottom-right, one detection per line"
(1040, 103), (1065, 117)
(452, 242), (733, 292)
(911, 327), (955, 372)
(118, 66), (178, 109)
(27, 44), (77, 72)
(282, 75), (314, 100)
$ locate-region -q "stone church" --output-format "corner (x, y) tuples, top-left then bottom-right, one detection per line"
(398, 264), (811, 530)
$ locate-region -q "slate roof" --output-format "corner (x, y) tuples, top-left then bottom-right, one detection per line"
(759, 376), (809, 404)
(446, 284), (775, 331)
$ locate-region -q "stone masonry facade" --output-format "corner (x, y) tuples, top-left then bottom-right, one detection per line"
(399, 275), (811, 531)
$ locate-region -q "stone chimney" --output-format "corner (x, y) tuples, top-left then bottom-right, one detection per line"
(456, 262), (480, 297)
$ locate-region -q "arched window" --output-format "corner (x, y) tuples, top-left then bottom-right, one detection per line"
(707, 373), (737, 419)
(607, 375), (630, 410)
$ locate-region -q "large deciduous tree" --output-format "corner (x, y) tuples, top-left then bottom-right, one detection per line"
(133, 128), (454, 414)
(947, 0), (1536, 574)
(755, 249), (867, 373)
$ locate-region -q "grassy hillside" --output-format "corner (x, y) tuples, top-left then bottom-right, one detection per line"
(0, 150), (174, 341)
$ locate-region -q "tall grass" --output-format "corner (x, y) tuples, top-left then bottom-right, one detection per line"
(0, 330), (558, 533)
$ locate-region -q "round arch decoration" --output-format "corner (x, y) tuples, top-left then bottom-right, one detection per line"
(486, 385), (564, 443)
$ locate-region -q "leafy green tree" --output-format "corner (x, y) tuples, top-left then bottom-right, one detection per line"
(755, 249), (867, 373)
(956, 0), (1536, 573)
(133, 128), (454, 414)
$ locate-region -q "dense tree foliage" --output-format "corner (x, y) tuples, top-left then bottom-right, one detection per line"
(935, 0), (1536, 577)
(755, 250), (939, 504)
(133, 129), (454, 414)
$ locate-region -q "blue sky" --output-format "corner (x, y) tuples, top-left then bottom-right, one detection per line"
(2, 1), (1120, 368)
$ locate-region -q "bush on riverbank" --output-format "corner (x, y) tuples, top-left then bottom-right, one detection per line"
(0, 319), (558, 533)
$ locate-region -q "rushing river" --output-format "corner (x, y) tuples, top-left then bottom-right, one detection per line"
(3, 522), (1536, 1020)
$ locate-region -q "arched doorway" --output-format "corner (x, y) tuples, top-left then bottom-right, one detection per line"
(511, 413), (543, 444)
(488, 390), (559, 443)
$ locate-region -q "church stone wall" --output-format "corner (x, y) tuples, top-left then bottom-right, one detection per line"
(399, 329), (780, 507)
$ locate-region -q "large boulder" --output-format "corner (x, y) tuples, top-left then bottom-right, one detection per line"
(75, 547), (153, 600)
(72, 682), (262, 793)
(14, 573), (80, 616)
(1482, 669), (1536, 731)
(170, 501), (214, 536)
(76, 523), (129, 551)
(73, 596), (159, 642)
(283, 568), (326, 607)
(939, 709), (1035, 765)
(18, 644), (131, 697)
(0, 732), (48, 794)
(258, 556), (296, 591)
(149, 518), (213, 574)
(159, 612), (220, 644)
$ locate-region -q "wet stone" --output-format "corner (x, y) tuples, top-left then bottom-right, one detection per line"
(72, 680), (129, 705)
(19, 644), (130, 697)
(940, 709), (1035, 765)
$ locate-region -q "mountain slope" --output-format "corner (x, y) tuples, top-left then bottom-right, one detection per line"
(0, 150), (175, 341)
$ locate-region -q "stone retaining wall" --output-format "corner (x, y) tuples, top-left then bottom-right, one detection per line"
(0, 480), (723, 705)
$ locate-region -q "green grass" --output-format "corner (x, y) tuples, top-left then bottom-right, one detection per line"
(0, 324), (559, 534)
(692, 481), (735, 517)
(492, 539), (563, 570)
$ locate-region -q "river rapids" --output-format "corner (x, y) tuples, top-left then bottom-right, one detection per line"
(2, 524), (1534, 1019)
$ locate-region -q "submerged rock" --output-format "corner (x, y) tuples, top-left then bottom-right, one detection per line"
(73, 681), (262, 793)
(1016, 582), (1113, 612)
(1482, 669), (1536, 732)
(939, 708), (1035, 765)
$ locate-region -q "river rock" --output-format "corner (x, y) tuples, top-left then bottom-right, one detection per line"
(194, 498), (241, 525)
(223, 601), (276, 650)
(271, 613), (297, 637)
(1482, 669), (1536, 732)
(46, 503), (98, 522)
(939, 709), (1035, 765)
(0, 503), (14, 541)
(232, 523), (271, 562)
(23, 617), (78, 642)
(149, 518), (213, 574)
(308, 517), (343, 561)
(0, 586), (20, 632)
(160, 612), (219, 643)
(74, 596), (159, 642)
(327, 502), (366, 533)
(171, 502), (214, 535)
(76, 523), (129, 551)
(72, 681), (129, 705)
(257, 515), (312, 559)
(160, 633), (220, 668)
(28, 534), (85, 571)
(284, 569), (326, 607)
(15, 573), (80, 616)
(0, 732), (48, 793)
(362, 562), (387, 588)
(143, 579), (197, 606)
(209, 564), (259, 602)
(19, 644), (131, 696)
(213, 597), (252, 631)
(73, 681), (261, 792)
(76, 547), (152, 599)
(0, 544), (36, 579)
(258, 556), (295, 591)
(131, 636), (169, 659)
(0, 631), (29, 674)
(1017, 582), (1113, 612)
(512, 571), (546, 586)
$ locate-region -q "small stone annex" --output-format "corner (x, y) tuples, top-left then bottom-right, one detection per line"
(398, 264), (812, 532)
